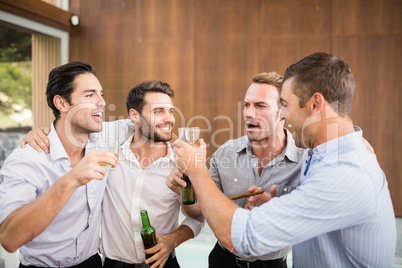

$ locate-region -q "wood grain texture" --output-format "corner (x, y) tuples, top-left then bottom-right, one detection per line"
(68, 0), (402, 216)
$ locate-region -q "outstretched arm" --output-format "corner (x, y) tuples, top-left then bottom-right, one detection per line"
(171, 139), (238, 251)
(0, 151), (116, 252)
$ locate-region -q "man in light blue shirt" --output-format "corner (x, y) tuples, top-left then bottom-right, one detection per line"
(171, 52), (396, 267)
(0, 62), (117, 267)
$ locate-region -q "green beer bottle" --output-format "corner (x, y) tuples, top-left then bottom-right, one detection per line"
(140, 210), (157, 259)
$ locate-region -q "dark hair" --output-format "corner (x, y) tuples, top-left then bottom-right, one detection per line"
(283, 52), (355, 117)
(252, 72), (283, 107)
(126, 80), (174, 114)
(46, 61), (96, 120)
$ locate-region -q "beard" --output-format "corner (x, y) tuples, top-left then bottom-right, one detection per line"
(139, 116), (173, 142)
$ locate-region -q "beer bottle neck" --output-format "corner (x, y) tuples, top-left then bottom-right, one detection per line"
(140, 210), (151, 227)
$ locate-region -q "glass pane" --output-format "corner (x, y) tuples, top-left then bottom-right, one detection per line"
(0, 23), (32, 168)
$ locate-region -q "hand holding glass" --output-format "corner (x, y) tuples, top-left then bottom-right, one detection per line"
(96, 139), (119, 170)
(178, 127), (200, 205)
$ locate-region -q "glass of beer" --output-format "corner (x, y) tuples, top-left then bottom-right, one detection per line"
(96, 138), (119, 170)
(178, 127), (200, 205)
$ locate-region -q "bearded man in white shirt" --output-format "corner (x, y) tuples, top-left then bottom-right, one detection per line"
(100, 81), (203, 268)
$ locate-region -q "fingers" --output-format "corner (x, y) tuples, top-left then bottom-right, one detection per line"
(21, 128), (51, 153)
(145, 234), (171, 268)
(171, 138), (185, 149)
(248, 185), (259, 193)
(270, 185), (278, 198)
(35, 128), (51, 153)
(169, 169), (187, 187)
(166, 173), (185, 192)
(88, 150), (118, 167)
(199, 138), (206, 148)
(43, 126), (51, 135)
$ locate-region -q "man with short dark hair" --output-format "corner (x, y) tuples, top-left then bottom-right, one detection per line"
(101, 80), (203, 268)
(0, 61), (117, 267)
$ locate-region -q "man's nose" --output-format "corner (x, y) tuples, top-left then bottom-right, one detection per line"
(244, 107), (256, 118)
(97, 95), (106, 107)
(164, 111), (175, 122)
(279, 107), (286, 120)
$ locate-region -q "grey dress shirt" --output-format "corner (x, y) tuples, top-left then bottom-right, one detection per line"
(209, 129), (306, 261)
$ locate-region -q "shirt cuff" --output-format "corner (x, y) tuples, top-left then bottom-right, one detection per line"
(180, 216), (205, 238)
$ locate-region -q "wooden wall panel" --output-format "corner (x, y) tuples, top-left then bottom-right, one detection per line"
(32, 33), (60, 128)
(332, 0), (402, 215)
(194, 0), (260, 150)
(260, 0), (331, 74)
(68, 0), (402, 216)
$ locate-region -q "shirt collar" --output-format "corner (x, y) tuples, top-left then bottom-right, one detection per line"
(49, 121), (98, 164)
(282, 129), (301, 163)
(312, 126), (363, 158)
(48, 121), (69, 162)
(236, 136), (249, 154)
(121, 134), (175, 163)
(236, 130), (301, 163)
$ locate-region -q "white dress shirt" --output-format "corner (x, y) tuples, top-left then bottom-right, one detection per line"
(0, 122), (106, 267)
(99, 128), (204, 264)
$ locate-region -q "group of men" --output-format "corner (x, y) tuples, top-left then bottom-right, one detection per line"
(0, 52), (397, 268)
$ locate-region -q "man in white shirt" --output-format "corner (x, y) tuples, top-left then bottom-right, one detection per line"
(0, 61), (117, 267)
(100, 81), (203, 268)
(21, 80), (204, 268)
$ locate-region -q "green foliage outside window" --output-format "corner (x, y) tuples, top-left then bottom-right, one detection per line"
(0, 25), (32, 128)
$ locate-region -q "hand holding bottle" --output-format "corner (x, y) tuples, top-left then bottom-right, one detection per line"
(172, 137), (207, 178)
(176, 127), (201, 205)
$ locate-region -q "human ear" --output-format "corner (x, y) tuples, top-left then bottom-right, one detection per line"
(129, 108), (140, 123)
(311, 93), (325, 113)
(53, 95), (68, 113)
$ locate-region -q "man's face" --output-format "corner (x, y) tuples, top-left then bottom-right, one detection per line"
(280, 78), (311, 148)
(67, 73), (105, 135)
(139, 92), (175, 142)
(243, 83), (281, 143)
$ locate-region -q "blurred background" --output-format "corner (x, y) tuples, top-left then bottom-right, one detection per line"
(0, 0), (401, 267)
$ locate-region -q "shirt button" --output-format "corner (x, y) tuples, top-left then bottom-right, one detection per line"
(234, 178), (238, 182)
(253, 163), (257, 167)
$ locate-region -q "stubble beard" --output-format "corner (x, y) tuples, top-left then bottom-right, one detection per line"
(139, 118), (172, 143)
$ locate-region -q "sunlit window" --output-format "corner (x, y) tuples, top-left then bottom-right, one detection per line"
(0, 23), (32, 168)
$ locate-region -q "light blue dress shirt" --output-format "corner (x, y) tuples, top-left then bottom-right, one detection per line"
(231, 129), (396, 267)
(0, 123), (106, 267)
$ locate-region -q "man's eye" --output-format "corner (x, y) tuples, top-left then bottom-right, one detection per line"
(86, 94), (94, 98)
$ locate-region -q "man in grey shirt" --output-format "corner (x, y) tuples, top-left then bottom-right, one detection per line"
(208, 72), (306, 268)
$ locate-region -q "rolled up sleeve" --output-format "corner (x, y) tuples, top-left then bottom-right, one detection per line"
(180, 214), (205, 238)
